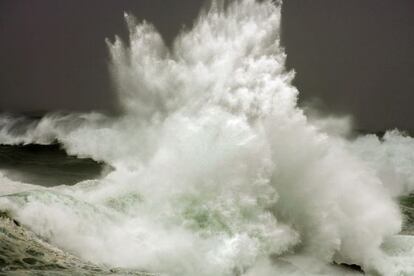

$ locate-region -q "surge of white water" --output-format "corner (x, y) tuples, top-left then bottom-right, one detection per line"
(1, 0), (414, 275)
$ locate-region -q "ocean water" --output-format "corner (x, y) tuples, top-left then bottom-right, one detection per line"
(1, 0), (414, 275)
(0, 144), (413, 275)
(0, 144), (105, 187)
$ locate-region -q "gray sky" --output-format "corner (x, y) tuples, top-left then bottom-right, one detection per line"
(0, 0), (413, 131)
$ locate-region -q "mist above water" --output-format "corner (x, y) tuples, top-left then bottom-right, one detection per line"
(0, 0), (414, 275)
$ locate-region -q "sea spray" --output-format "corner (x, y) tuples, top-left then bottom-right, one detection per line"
(0, 0), (413, 275)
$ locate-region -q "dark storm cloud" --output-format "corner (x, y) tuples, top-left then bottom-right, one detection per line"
(0, 0), (413, 131)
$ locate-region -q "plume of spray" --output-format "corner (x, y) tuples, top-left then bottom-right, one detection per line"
(1, 0), (414, 275)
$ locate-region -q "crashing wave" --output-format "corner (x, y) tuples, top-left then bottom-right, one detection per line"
(0, 0), (414, 275)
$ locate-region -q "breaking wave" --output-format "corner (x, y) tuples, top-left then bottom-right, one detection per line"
(1, 0), (414, 275)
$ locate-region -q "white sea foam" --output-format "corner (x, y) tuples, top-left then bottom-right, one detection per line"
(0, 0), (414, 275)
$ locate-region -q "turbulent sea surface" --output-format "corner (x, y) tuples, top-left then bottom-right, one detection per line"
(0, 145), (413, 275)
(1, 0), (414, 275)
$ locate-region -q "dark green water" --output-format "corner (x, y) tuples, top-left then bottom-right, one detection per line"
(0, 144), (105, 186)
(400, 194), (414, 235)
